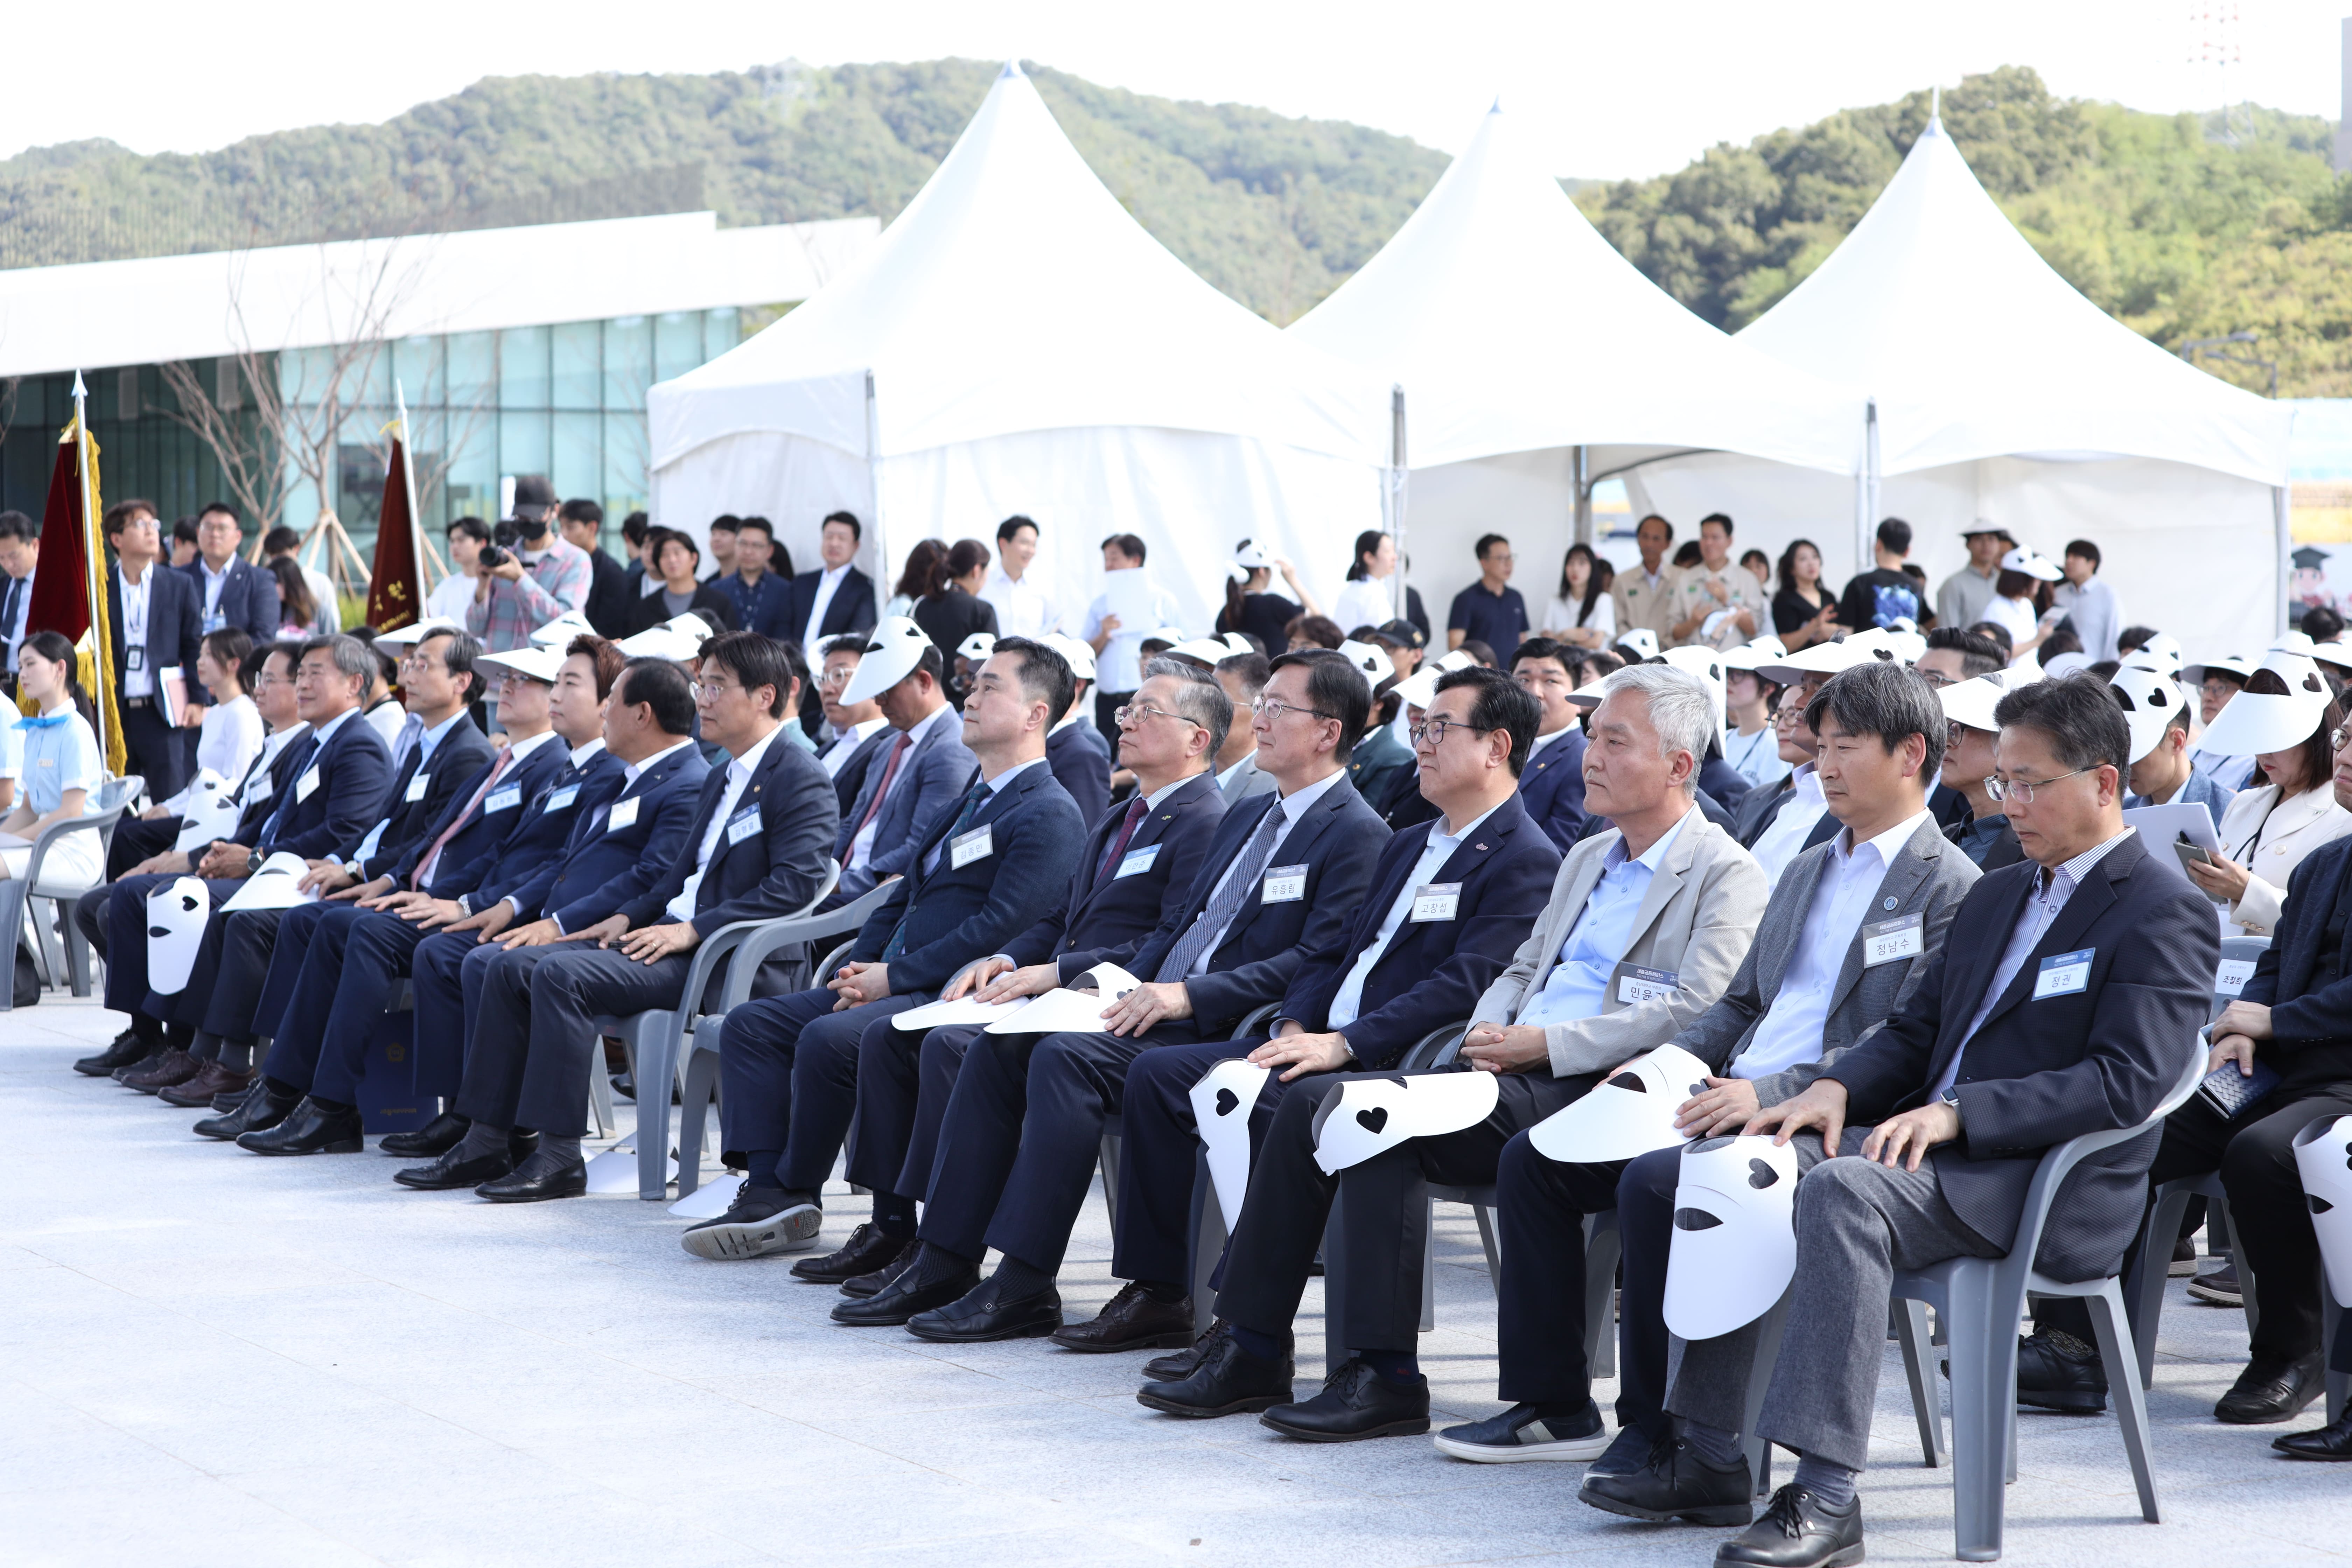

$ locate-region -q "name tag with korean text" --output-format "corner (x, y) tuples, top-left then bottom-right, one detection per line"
(1410, 882), (1462, 922)
(2215, 957), (2256, 997)
(296, 767), (321, 803)
(405, 771), (430, 803)
(542, 784), (579, 813)
(484, 785), (523, 814)
(245, 776), (274, 805)
(1612, 963), (1682, 1007)
(726, 807), (762, 846)
(949, 824), (994, 869)
(1114, 842), (1161, 878)
(2035, 948), (2094, 999)
(606, 795), (640, 833)
(1861, 913), (1924, 967)
(1261, 863), (1307, 903)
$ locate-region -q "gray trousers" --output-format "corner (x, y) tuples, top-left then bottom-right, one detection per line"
(1665, 1130), (2000, 1474)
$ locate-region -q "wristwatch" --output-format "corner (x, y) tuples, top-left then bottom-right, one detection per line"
(1939, 1086), (1963, 1127)
(245, 848), (262, 876)
(343, 860), (364, 882)
(456, 895), (473, 918)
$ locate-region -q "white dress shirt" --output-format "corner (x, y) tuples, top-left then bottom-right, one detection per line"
(1185, 768), (1344, 976)
(821, 715), (891, 779)
(848, 701), (957, 872)
(1749, 763), (1829, 888)
(624, 737), (696, 786)
(1518, 809), (1690, 1027)
(1324, 802), (1503, 1032)
(801, 564), (850, 652)
(2, 567), (34, 672)
(1733, 810), (1928, 1081)
(117, 566), (154, 698)
(1332, 577), (1397, 635)
(981, 564), (1061, 639)
(199, 558), (233, 632)
(665, 727), (779, 921)
(1083, 582), (1184, 694)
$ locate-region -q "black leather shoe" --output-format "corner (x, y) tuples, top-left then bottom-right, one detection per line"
(195, 1085), (299, 1141)
(831, 1259), (981, 1326)
(1137, 1330), (1293, 1418)
(791, 1222), (903, 1283)
(475, 1149), (588, 1202)
(1715, 1484), (1863, 1566)
(2014, 1328), (2107, 1414)
(610, 1071), (636, 1102)
(1050, 1280), (1195, 1353)
(121, 1048), (202, 1093)
(2217, 1356), (2325, 1424)
(112, 1049), (170, 1083)
(394, 1145), (518, 1190)
(2275, 1405), (2352, 1460)
(906, 1275), (1062, 1342)
(680, 1187), (820, 1259)
(1579, 1436), (1753, 1527)
(1144, 1319), (1223, 1382)
(379, 1111), (469, 1157)
(237, 1097), (364, 1155)
(211, 1084), (255, 1113)
(74, 1030), (150, 1076)
(840, 1240), (919, 1298)
(1260, 1357), (1430, 1441)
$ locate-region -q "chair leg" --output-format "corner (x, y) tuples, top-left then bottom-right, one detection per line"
(0, 881), (26, 1013)
(2081, 1281), (2161, 1524)
(1323, 1191), (1351, 1375)
(29, 895), (65, 994)
(2127, 1187), (2195, 1390)
(1896, 1297), (1946, 1467)
(2325, 1294), (2347, 1427)
(1186, 1149), (1225, 1337)
(1741, 1296), (1791, 1499)
(676, 1025), (723, 1200)
(633, 1014), (679, 1200)
(587, 1049), (618, 1141)
(1098, 1134), (1122, 1234)
(1583, 1211), (1620, 1381)
(61, 899), (92, 996)
(1939, 1270), (2016, 1562)
(1420, 1195), (1437, 1335)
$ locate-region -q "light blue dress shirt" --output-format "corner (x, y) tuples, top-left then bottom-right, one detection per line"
(15, 708), (101, 813)
(1518, 810), (1690, 1028)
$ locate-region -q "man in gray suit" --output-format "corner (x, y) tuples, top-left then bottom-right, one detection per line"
(1582, 672), (2215, 1567)
(830, 617), (977, 904)
(1435, 661), (1977, 1466)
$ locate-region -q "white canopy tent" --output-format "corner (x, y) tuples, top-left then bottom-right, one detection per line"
(647, 62), (1394, 636)
(1287, 102), (1864, 628)
(1630, 111), (2296, 653)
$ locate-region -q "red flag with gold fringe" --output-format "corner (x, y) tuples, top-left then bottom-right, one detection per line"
(365, 435), (422, 634)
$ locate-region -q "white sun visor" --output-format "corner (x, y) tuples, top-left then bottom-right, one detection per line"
(2109, 662), (2186, 764)
(144, 876), (211, 994)
(840, 617), (935, 705)
(2293, 1116), (2352, 1307)
(2196, 650), (2331, 758)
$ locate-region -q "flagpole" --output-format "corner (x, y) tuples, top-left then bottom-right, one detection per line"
(395, 379), (426, 621)
(71, 370), (108, 774)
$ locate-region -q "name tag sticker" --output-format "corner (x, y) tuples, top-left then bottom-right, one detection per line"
(405, 771), (430, 803)
(726, 807), (762, 846)
(1410, 882), (1462, 922)
(1612, 963), (1682, 1007)
(35, 757), (52, 768)
(2035, 947), (2094, 999)
(296, 767), (321, 802)
(2215, 958), (2256, 997)
(1261, 863), (1308, 903)
(543, 784), (579, 813)
(949, 824), (994, 869)
(606, 795), (640, 833)
(1115, 842), (1161, 879)
(1861, 913), (1924, 967)
(124, 646), (145, 672)
(484, 785), (523, 814)
(246, 776), (273, 804)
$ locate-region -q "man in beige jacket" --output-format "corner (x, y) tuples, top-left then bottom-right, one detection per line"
(1136, 662), (1769, 1439)
(1612, 514), (1684, 652)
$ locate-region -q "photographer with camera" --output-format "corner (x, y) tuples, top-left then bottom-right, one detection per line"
(466, 475), (592, 655)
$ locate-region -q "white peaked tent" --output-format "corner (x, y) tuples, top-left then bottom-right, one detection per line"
(1288, 102), (1865, 621)
(646, 62), (1394, 635)
(1632, 111), (2296, 652)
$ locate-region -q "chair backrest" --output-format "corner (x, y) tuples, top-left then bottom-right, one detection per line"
(1407, 1023), (1469, 1070)
(96, 776), (142, 814)
(2211, 934), (2270, 1018)
(2007, 1027), (2207, 1278)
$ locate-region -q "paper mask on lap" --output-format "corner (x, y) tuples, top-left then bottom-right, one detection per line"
(2293, 1116), (2352, 1305)
(1664, 1134), (1801, 1339)
(172, 769), (241, 852)
(892, 994), (1033, 1030)
(220, 851), (321, 912)
(983, 963), (1142, 1035)
(1527, 1043), (1711, 1163)
(145, 876), (209, 994)
(1310, 1070), (1499, 1174)
(1191, 1058), (1272, 1230)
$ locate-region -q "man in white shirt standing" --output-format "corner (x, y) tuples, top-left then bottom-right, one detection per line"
(981, 514), (1062, 639)
(2051, 537), (2122, 663)
(1083, 532), (1182, 748)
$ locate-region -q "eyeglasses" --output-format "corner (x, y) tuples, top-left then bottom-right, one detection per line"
(2334, 729), (2350, 752)
(1982, 765), (2096, 804)
(1409, 716), (1491, 748)
(1115, 702), (1203, 730)
(1251, 696), (1337, 724)
(817, 668), (853, 689)
(1918, 670), (1956, 689)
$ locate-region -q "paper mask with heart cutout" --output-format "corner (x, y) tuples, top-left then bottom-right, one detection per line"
(983, 963), (1142, 1035)
(220, 850), (322, 912)
(891, 994), (1033, 1031)
(1310, 1070), (1499, 1174)
(2292, 1115), (2352, 1304)
(1527, 1043), (1713, 1163)
(144, 876), (210, 995)
(1190, 1058), (1273, 1230)
(1663, 1134), (1802, 1339)
(171, 769), (243, 852)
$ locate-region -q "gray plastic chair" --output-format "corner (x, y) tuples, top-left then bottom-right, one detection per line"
(1889, 1030), (2207, 1561)
(1, 775), (138, 1010)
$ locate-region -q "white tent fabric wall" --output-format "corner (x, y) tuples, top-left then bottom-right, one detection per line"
(646, 61), (1392, 629)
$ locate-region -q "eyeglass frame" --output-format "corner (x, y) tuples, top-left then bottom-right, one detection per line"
(1981, 764), (2098, 804)
(1115, 701), (1204, 731)
(1251, 695), (1338, 725)
(1409, 714), (1494, 749)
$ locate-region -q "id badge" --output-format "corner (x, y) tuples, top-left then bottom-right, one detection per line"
(296, 767), (321, 803)
(726, 807), (762, 846)
(949, 823), (994, 869)
(245, 776), (274, 805)
(2034, 947), (2093, 999)
(484, 785), (523, 814)
(606, 795), (640, 833)
(1114, 842), (1161, 879)
(1410, 882), (1462, 922)
(1861, 913), (1924, 967)
(1260, 863), (1307, 903)
(124, 646), (146, 672)
(1611, 963), (1682, 1007)
(404, 771), (430, 803)
(542, 784), (580, 813)
(2214, 957), (2256, 997)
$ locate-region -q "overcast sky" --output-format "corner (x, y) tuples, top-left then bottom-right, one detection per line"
(8, 0), (2347, 178)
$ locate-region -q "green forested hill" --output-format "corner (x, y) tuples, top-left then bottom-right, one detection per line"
(5, 59), (2347, 392)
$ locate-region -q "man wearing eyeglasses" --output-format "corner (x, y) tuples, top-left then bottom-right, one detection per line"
(1622, 673), (2212, 1567)
(1448, 533), (1530, 654)
(1510, 637), (1591, 850)
(792, 662), (1234, 1309)
(813, 635), (893, 814)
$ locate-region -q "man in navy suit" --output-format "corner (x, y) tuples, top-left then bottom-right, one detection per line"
(226, 641), (592, 1154)
(1510, 638), (1590, 850)
(680, 638), (1086, 1263)
(815, 636), (895, 814)
(1586, 674), (2214, 1568)
(787, 659), (1233, 1294)
(1044, 633), (1112, 827)
(175, 502), (277, 775)
(790, 511), (878, 653)
(830, 617), (976, 903)
(384, 646), (700, 1173)
(102, 499), (205, 800)
(836, 649), (1388, 1330)
(415, 634), (839, 1202)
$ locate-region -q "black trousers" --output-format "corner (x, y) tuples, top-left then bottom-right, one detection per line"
(106, 816), (179, 881)
(117, 699), (188, 802)
(1110, 1035), (1275, 1286)
(1216, 1068), (1585, 1354)
(1491, 1134), (1649, 1427)
(456, 942), (699, 1135)
(258, 904), (430, 1103)
(714, 986), (930, 1189)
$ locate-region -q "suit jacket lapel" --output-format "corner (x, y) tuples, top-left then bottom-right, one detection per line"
(1769, 846), (1832, 1001)
(1823, 830), (1933, 1018)
(1620, 816), (1701, 960)
(1529, 837), (1612, 992)
(1225, 783), (1336, 946)
(1967, 848), (2129, 1042)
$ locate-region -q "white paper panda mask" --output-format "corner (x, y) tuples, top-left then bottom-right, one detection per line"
(1527, 1043), (1712, 1163)
(982, 963), (1142, 1035)
(1190, 1058), (1273, 1230)
(145, 876), (210, 995)
(172, 769), (242, 852)
(2293, 1115), (2352, 1305)
(1663, 1134), (1801, 1340)
(1310, 1071), (1499, 1175)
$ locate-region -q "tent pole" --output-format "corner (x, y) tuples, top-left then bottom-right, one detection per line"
(1391, 385), (1409, 618)
(1573, 444), (1592, 549)
(864, 369), (884, 624)
(1862, 398), (1881, 578)
(2276, 484), (2292, 636)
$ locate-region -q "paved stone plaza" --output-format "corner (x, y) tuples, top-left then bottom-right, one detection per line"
(5, 993), (2348, 1566)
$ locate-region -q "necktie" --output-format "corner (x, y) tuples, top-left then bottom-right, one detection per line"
(1094, 796), (1151, 889)
(258, 735), (318, 847)
(413, 747), (514, 890)
(392, 713), (423, 776)
(882, 778), (989, 961)
(842, 730), (913, 865)
(1154, 800), (1286, 982)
